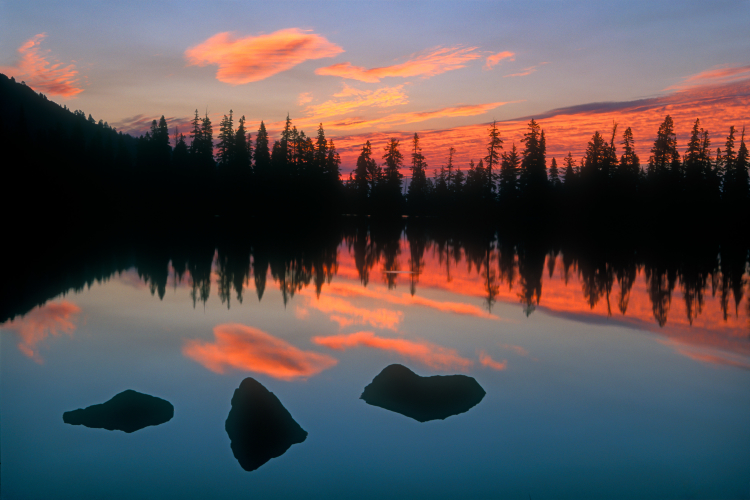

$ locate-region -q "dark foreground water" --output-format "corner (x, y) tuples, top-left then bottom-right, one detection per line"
(2, 221), (749, 499)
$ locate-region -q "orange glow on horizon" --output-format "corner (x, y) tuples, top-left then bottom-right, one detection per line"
(312, 331), (473, 370)
(315, 46), (481, 83)
(185, 29), (343, 84)
(183, 323), (338, 380)
(0, 34), (83, 97)
(330, 78), (750, 173)
(1, 301), (81, 362)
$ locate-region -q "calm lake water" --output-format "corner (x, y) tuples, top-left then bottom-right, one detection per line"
(2, 221), (749, 499)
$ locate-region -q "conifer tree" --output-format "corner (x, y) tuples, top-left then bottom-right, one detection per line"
(648, 115), (679, 179)
(326, 138), (341, 184)
(354, 140), (376, 201)
(254, 121), (271, 176)
(563, 152), (577, 184)
(233, 115), (250, 173)
(499, 143), (520, 203)
(217, 110), (234, 169)
(549, 157), (561, 188)
(484, 120), (503, 200)
(619, 127), (640, 176)
(408, 133), (428, 211)
(520, 119), (547, 196)
(382, 138), (404, 194)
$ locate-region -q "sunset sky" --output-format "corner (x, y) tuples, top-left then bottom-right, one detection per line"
(2, 0), (749, 171)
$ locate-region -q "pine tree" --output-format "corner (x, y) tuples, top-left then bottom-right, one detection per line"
(408, 132), (428, 211)
(520, 119), (547, 197)
(233, 115), (250, 173)
(549, 157), (561, 188)
(326, 138), (341, 184)
(382, 138), (404, 193)
(484, 120), (502, 200)
(354, 140), (376, 201)
(563, 152), (576, 184)
(315, 124), (328, 174)
(499, 143), (520, 203)
(217, 110), (234, 169)
(254, 121), (271, 176)
(189, 109), (202, 158)
(619, 127), (640, 176)
(648, 115), (679, 179)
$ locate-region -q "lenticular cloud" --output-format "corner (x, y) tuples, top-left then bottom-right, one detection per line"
(185, 29), (344, 84)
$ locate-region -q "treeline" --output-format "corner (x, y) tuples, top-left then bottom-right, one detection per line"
(3, 216), (748, 331)
(2, 73), (748, 223)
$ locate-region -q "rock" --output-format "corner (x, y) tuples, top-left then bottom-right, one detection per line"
(360, 364), (486, 422)
(63, 389), (173, 433)
(225, 378), (308, 472)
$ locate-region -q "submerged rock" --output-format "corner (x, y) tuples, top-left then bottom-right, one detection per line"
(361, 364), (486, 422)
(63, 389), (174, 433)
(225, 378), (308, 472)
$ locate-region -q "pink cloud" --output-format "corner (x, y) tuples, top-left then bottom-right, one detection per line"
(667, 64), (750, 90)
(185, 29), (344, 84)
(312, 331), (473, 370)
(183, 323), (338, 380)
(0, 34), (83, 97)
(315, 46), (481, 82)
(2, 301), (81, 362)
(485, 51), (515, 70)
(504, 62), (548, 78)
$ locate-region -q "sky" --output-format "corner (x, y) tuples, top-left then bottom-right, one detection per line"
(2, 0), (749, 172)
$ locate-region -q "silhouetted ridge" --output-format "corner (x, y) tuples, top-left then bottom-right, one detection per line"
(360, 364), (486, 422)
(225, 377), (307, 472)
(63, 389), (173, 433)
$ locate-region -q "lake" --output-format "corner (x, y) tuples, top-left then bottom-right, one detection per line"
(2, 219), (749, 499)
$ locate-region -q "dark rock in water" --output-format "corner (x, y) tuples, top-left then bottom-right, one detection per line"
(225, 377), (308, 472)
(361, 364), (486, 422)
(63, 389), (174, 433)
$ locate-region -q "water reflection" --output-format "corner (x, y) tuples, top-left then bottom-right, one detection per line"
(225, 377), (308, 472)
(183, 323), (337, 380)
(360, 364), (486, 422)
(63, 390), (174, 433)
(2, 219), (749, 368)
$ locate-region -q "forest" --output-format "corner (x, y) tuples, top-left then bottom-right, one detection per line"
(1, 72), (748, 225)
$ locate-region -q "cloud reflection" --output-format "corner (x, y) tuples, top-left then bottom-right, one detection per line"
(183, 323), (338, 380)
(1, 301), (81, 362)
(313, 331), (473, 370)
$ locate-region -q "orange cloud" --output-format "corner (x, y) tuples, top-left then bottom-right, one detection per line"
(298, 92), (313, 105)
(183, 323), (337, 380)
(1, 301), (81, 362)
(315, 46), (480, 82)
(485, 51), (515, 70)
(667, 64), (750, 90)
(0, 34), (82, 97)
(325, 101), (511, 131)
(301, 84), (408, 121)
(185, 29), (343, 84)
(504, 62), (547, 78)
(312, 331), (473, 370)
(478, 350), (507, 371)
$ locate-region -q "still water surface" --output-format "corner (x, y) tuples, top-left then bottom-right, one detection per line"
(2, 224), (749, 499)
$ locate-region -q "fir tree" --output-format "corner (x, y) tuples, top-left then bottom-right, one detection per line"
(484, 120), (503, 199)
(217, 110), (235, 169)
(254, 121), (271, 176)
(549, 157), (561, 188)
